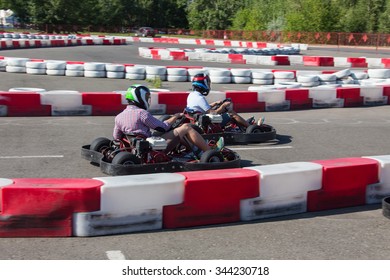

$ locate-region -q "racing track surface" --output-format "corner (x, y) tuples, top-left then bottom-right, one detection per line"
(0, 42), (390, 260)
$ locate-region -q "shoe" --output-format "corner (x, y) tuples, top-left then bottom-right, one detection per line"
(257, 116), (265, 126)
(214, 137), (224, 152)
(246, 116), (255, 125)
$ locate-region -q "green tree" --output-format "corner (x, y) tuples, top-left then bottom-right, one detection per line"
(378, 0), (390, 32)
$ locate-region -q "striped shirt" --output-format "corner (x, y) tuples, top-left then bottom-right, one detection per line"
(113, 105), (170, 139)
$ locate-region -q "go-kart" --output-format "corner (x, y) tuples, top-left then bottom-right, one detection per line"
(161, 98), (277, 144)
(81, 132), (240, 176)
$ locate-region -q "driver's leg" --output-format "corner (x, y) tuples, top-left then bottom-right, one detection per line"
(230, 111), (250, 128)
(174, 124), (210, 152)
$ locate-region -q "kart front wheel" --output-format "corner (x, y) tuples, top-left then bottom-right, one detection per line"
(90, 137), (111, 152)
(200, 150), (224, 163)
(112, 152), (141, 165)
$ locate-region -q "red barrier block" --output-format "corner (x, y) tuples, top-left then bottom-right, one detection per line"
(381, 58), (390, 68)
(0, 91), (51, 116)
(303, 56), (334, 66)
(103, 39), (112, 45)
(170, 51), (188, 61)
(157, 92), (189, 114)
(228, 54), (246, 64)
(223, 40), (232, 47)
(81, 92), (125, 116)
(382, 86), (390, 105)
(0, 41), (6, 48)
(225, 91), (265, 112)
(285, 89), (312, 110)
(205, 39), (215, 45)
(336, 87), (363, 107)
(12, 41), (20, 48)
(86, 39), (94, 45)
(167, 38), (179, 44)
(348, 57), (368, 68)
(0, 178), (102, 237)
(271, 56), (290, 65)
(307, 158), (379, 212)
(113, 38), (123, 45)
(163, 169), (259, 228)
(195, 39), (201, 45)
(255, 42), (267, 48)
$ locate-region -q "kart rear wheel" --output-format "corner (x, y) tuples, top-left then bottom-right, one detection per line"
(112, 152), (141, 165)
(246, 124), (263, 134)
(90, 137), (111, 152)
(200, 150), (224, 163)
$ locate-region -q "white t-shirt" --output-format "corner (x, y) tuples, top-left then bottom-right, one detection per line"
(186, 90), (211, 113)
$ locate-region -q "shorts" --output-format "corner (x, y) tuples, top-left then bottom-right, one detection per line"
(221, 112), (231, 127)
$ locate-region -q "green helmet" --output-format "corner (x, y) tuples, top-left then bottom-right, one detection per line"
(125, 84), (151, 110)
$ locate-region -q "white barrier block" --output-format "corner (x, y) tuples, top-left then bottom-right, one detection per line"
(241, 162), (323, 220)
(309, 87), (344, 108)
(359, 85), (388, 105)
(0, 178), (13, 188)
(289, 55), (304, 65)
(73, 173), (185, 236)
(364, 155), (390, 204)
(334, 57), (352, 67)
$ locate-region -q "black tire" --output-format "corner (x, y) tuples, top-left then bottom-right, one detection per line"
(383, 196), (390, 219)
(90, 137), (111, 152)
(246, 124), (263, 134)
(200, 149), (224, 163)
(112, 152), (141, 165)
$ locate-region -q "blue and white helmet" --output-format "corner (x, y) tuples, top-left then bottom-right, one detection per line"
(192, 73), (211, 96)
(125, 84), (151, 110)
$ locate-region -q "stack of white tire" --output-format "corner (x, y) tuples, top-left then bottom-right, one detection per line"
(105, 63), (125, 79)
(251, 70), (274, 85)
(5, 57), (29, 73)
(187, 68), (208, 81)
(231, 68), (252, 84)
(66, 63), (85, 77)
(46, 60), (66, 76)
(146, 66), (167, 81)
(0, 60), (6, 72)
(84, 62), (106, 78)
(26, 61), (47, 75)
(207, 68), (231, 84)
(167, 68), (188, 82)
(274, 71), (296, 84)
(126, 66), (146, 80)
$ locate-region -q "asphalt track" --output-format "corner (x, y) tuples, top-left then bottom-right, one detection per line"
(0, 41), (390, 260)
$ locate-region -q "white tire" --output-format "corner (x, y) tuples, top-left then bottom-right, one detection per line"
(84, 70), (106, 78)
(146, 66), (167, 75)
(208, 68), (231, 77)
(105, 64), (125, 72)
(273, 71), (295, 79)
(167, 68), (188, 76)
(9, 87), (46, 92)
(146, 74), (167, 81)
(125, 66), (146, 74)
(301, 81), (320, 87)
(230, 68), (251, 77)
(66, 64), (85, 71)
(351, 72), (368, 80)
(26, 68), (47, 75)
(252, 78), (274, 85)
(334, 69), (352, 79)
(26, 61), (46, 69)
(231, 76), (252, 84)
(46, 69), (65, 76)
(251, 71), (274, 79)
(5, 57), (30, 67)
(126, 73), (146, 80)
(187, 68), (207, 76)
(84, 62), (106, 71)
(167, 75), (188, 82)
(6, 66), (26, 73)
(367, 69), (390, 79)
(46, 61), (67, 70)
(106, 71), (125, 79)
(297, 75), (319, 83)
(66, 70), (85, 77)
(318, 74), (337, 82)
(210, 76), (231, 84)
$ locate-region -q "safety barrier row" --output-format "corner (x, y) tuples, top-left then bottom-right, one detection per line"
(138, 46), (390, 68)
(1, 155), (389, 237)
(1, 84), (389, 116)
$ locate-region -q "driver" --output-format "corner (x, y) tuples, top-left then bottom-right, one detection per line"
(186, 73), (264, 128)
(113, 84), (222, 155)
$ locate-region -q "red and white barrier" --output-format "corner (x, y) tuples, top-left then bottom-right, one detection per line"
(1, 155), (389, 237)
